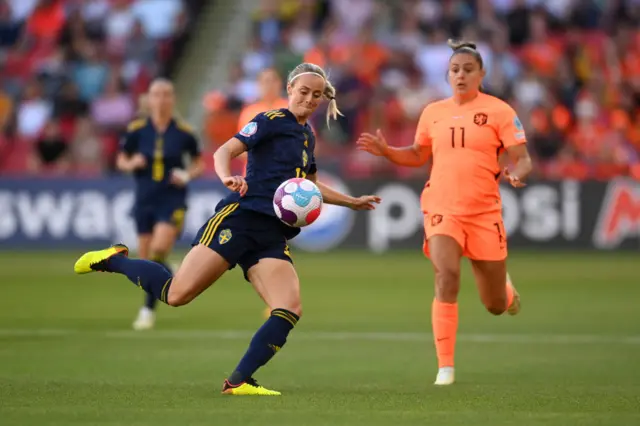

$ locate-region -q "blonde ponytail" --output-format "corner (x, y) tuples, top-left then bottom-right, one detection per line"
(323, 79), (343, 128)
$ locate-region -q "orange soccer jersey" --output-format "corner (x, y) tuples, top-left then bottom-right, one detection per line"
(417, 93), (527, 260)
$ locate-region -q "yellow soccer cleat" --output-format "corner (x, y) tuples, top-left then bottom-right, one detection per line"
(221, 378), (281, 396)
(73, 244), (129, 274)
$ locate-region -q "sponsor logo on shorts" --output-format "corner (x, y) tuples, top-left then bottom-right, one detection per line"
(218, 228), (232, 245)
(431, 214), (443, 226)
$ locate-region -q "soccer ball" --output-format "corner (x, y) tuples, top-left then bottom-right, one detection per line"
(273, 178), (323, 227)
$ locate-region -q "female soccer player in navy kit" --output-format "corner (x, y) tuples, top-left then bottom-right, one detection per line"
(74, 63), (381, 396)
(117, 78), (203, 331)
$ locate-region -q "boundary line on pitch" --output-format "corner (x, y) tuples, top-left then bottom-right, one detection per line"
(0, 329), (639, 345)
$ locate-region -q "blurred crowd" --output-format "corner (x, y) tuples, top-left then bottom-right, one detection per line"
(0, 0), (197, 176)
(3, 0), (639, 181)
(205, 0), (640, 180)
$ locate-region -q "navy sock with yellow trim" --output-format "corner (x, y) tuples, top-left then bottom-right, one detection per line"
(144, 256), (173, 310)
(108, 255), (173, 304)
(228, 308), (299, 384)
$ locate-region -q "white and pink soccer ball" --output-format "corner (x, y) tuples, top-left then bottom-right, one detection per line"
(273, 178), (323, 227)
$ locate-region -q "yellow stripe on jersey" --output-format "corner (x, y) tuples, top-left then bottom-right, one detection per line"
(152, 136), (164, 182)
(175, 119), (196, 135)
(264, 110), (286, 120)
(127, 118), (147, 132)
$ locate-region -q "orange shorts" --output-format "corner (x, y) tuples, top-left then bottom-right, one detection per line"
(423, 212), (507, 261)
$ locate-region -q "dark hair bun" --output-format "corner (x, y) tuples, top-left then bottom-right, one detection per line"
(447, 39), (477, 51)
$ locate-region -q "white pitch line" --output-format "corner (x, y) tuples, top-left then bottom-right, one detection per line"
(0, 329), (639, 345)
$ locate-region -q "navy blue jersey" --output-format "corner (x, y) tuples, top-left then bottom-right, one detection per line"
(221, 108), (317, 217)
(121, 118), (201, 206)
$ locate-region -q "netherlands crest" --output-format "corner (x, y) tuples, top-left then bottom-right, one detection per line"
(474, 113), (488, 126)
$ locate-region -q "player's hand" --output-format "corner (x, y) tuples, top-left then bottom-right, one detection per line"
(222, 175), (248, 196)
(356, 129), (389, 157)
(130, 153), (147, 170)
(503, 168), (526, 188)
(349, 195), (382, 211)
(170, 169), (190, 187)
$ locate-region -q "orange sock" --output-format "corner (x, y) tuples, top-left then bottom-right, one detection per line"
(505, 275), (514, 309)
(432, 298), (458, 368)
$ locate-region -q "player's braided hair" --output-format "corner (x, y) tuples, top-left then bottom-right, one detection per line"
(447, 39), (484, 69)
(287, 63), (343, 127)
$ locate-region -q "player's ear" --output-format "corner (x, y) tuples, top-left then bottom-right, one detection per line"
(286, 83), (293, 97)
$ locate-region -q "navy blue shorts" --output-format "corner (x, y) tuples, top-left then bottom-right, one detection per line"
(192, 203), (299, 280)
(133, 203), (186, 235)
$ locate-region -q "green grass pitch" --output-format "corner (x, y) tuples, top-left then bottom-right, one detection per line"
(0, 250), (638, 425)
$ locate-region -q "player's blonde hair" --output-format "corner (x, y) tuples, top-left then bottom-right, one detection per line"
(447, 39), (484, 69)
(287, 63), (343, 127)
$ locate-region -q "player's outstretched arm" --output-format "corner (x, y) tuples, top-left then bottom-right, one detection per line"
(307, 173), (381, 210)
(356, 129), (430, 167)
(214, 137), (249, 195)
(503, 144), (532, 188)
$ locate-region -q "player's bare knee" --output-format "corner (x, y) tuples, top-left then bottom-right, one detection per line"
(166, 285), (195, 307)
(288, 303), (302, 318)
(485, 298), (507, 315)
(166, 292), (192, 307)
(435, 268), (460, 301)
(273, 299), (302, 317)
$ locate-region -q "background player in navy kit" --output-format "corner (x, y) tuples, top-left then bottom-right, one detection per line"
(116, 78), (203, 331)
(74, 63), (381, 396)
